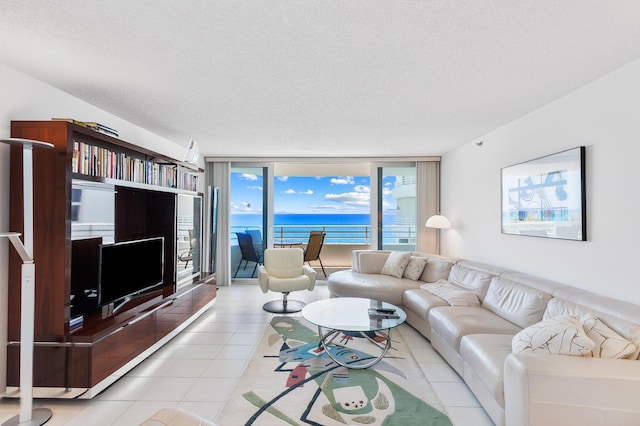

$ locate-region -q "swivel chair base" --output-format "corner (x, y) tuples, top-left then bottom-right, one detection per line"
(263, 292), (306, 313)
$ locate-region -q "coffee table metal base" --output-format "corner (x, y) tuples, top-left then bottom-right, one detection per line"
(316, 326), (394, 369)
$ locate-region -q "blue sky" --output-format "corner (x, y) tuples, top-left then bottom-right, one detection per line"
(230, 173), (397, 215)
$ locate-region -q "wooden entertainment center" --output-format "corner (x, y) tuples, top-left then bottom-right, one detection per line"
(6, 120), (216, 398)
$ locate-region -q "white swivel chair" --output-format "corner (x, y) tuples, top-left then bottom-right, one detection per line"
(258, 248), (317, 313)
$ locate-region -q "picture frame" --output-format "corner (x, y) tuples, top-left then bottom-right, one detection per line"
(501, 146), (586, 241)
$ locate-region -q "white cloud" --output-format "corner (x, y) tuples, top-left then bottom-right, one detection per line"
(324, 191), (370, 206)
(330, 176), (355, 185)
(277, 176), (289, 181)
(241, 173), (258, 181)
(247, 185), (263, 190)
(284, 189), (296, 194)
(302, 189), (314, 195)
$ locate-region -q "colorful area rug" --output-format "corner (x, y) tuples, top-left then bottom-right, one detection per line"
(218, 316), (452, 425)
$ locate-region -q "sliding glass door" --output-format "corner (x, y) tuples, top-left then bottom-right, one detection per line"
(230, 164), (271, 280)
(377, 164), (417, 251)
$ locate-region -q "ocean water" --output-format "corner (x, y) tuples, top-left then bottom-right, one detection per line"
(231, 213), (397, 244)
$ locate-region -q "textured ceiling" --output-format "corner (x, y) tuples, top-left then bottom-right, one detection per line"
(1, 1), (639, 158)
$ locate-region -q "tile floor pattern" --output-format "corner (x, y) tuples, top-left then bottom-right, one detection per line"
(0, 284), (494, 425)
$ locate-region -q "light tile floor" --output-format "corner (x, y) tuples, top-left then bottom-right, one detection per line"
(0, 284), (494, 425)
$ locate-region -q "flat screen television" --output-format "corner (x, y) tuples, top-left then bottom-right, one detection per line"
(99, 237), (164, 312)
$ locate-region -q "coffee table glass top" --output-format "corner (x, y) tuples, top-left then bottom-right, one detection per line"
(301, 297), (406, 332)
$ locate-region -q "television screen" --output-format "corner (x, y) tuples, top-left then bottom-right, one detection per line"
(99, 237), (164, 307)
(71, 237), (102, 316)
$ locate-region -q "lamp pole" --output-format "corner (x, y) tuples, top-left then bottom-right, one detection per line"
(1, 138), (54, 426)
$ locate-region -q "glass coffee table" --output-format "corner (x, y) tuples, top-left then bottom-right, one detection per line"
(301, 297), (406, 369)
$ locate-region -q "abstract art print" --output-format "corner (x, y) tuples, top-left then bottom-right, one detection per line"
(501, 146), (586, 240)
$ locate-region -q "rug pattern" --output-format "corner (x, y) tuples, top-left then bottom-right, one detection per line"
(218, 316), (452, 425)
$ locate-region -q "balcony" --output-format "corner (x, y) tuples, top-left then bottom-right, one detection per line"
(230, 224), (417, 279)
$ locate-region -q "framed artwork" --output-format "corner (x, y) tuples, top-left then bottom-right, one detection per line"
(501, 146), (586, 241)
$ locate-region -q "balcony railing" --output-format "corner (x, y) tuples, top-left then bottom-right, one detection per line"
(231, 224), (417, 246)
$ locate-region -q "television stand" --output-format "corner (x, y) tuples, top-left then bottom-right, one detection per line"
(6, 276), (216, 399)
(102, 288), (164, 317)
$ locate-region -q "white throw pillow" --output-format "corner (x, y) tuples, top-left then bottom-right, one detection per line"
(403, 256), (428, 280)
(512, 316), (594, 356)
(380, 251), (411, 278)
(420, 280), (481, 307)
(582, 316), (637, 359)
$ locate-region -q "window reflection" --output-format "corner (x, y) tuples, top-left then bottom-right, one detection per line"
(177, 194), (202, 286)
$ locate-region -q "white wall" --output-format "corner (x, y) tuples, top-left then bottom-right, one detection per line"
(441, 57), (640, 305)
(0, 63), (189, 392)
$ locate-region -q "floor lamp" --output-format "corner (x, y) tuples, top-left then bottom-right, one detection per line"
(1, 138), (53, 426)
(425, 214), (451, 255)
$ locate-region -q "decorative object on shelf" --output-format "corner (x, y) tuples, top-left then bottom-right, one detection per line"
(184, 138), (199, 165)
(500, 146), (586, 241)
(0, 137), (54, 426)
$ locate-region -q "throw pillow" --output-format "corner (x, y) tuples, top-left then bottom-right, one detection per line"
(582, 316), (637, 359)
(403, 256), (428, 280)
(420, 280), (481, 307)
(380, 251), (411, 278)
(512, 315), (594, 356)
(419, 259), (455, 283)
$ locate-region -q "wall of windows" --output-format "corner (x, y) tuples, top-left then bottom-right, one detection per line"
(206, 158), (438, 284)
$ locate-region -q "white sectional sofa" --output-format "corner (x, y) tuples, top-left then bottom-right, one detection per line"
(327, 250), (640, 426)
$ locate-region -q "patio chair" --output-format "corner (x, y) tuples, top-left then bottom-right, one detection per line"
(178, 229), (197, 268)
(234, 232), (262, 278)
(245, 229), (264, 257)
(303, 231), (326, 277)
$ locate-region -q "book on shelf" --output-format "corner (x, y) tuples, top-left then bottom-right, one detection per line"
(52, 118), (119, 137)
(71, 139), (178, 188)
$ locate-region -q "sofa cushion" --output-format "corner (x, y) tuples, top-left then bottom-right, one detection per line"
(420, 280), (481, 307)
(544, 297), (640, 360)
(461, 334), (514, 408)
(327, 270), (421, 306)
(380, 251), (412, 278)
(419, 258), (456, 283)
(403, 256), (428, 280)
(582, 316), (637, 359)
(402, 288), (449, 322)
(512, 315), (594, 356)
(447, 264), (493, 300)
(429, 306), (522, 353)
(483, 276), (552, 329)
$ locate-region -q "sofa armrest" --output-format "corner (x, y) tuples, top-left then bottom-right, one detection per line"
(353, 250), (390, 274)
(504, 353), (640, 426)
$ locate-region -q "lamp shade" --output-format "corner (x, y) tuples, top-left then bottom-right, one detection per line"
(425, 214), (451, 229)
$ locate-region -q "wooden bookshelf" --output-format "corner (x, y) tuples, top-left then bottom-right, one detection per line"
(6, 120), (215, 398)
